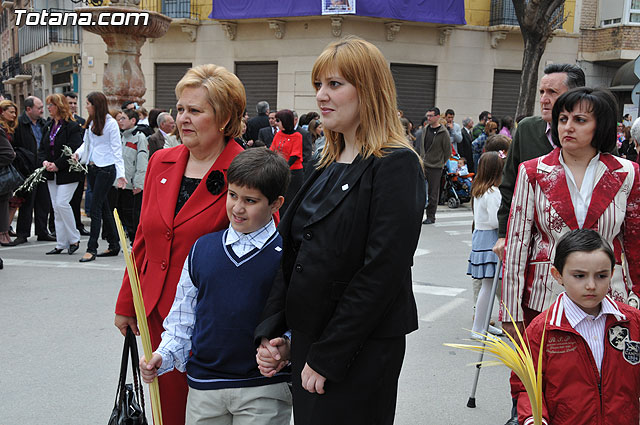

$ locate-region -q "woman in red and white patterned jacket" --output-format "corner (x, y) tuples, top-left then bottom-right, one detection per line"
(501, 87), (640, 332)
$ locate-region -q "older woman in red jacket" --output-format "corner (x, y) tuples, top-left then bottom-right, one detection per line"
(114, 64), (246, 425)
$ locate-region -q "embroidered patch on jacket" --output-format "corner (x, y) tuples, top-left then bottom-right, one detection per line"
(608, 325), (630, 351)
(545, 335), (578, 354)
(623, 340), (640, 365)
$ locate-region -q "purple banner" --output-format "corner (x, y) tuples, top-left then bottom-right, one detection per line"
(210, 0), (466, 25)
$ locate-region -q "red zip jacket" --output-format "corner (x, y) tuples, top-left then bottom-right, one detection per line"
(511, 294), (640, 425)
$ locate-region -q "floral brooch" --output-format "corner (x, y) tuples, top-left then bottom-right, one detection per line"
(206, 170), (225, 195)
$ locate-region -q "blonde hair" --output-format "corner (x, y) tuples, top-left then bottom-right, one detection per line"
(46, 93), (74, 122)
(175, 64), (246, 139)
(311, 37), (416, 168)
(0, 100), (17, 134)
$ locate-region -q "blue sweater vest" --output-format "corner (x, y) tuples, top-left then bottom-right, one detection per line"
(185, 229), (289, 390)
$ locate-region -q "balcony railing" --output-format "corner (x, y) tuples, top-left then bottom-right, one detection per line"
(140, 0), (200, 20)
(18, 9), (80, 57)
(1, 54), (32, 84)
(490, 0), (564, 27)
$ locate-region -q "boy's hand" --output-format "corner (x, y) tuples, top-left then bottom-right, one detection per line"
(256, 337), (290, 377)
(301, 363), (326, 394)
(140, 353), (162, 383)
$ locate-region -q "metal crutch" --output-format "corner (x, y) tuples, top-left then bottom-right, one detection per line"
(467, 259), (502, 408)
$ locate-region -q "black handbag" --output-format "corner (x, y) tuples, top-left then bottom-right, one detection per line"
(108, 327), (149, 425)
(0, 163), (24, 195)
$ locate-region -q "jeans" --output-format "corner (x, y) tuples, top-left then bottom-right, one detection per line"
(86, 164), (118, 254)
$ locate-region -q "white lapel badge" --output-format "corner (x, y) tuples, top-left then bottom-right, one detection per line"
(275, 246), (282, 252)
(342, 183), (349, 191)
(160, 178), (167, 184)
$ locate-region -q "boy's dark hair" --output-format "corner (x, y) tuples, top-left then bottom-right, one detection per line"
(445, 108), (455, 116)
(123, 108), (139, 123)
(553, 229), (615, 274)
(551, 87), (618, 154)
(64, 91), (78, 99)
(479, 110), (490, 122)
(227, 148), (290, 204)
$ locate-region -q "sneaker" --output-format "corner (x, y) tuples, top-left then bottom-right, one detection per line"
(488, 325), (504, 336)
(470, 331), (485, 341)
(422, 218), (435, 225)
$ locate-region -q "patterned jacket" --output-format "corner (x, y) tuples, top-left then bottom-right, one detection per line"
(501, 148), (640, 322)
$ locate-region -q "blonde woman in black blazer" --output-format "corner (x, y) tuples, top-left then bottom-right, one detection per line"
(255, 37), (425, 425)
(39, 94), (83, 255)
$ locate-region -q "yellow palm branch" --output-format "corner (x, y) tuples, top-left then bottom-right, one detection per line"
(114, 209), (163, 425)
(444, 306), (547, 425)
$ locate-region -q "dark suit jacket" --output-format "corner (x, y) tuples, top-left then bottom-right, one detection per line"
(38, 119), (83, 184)
(245, 114), (270, 142)
(459, 127), (475, 173)
(147, 130), (165, 158)
(12, 112), (45, 176)
(258, 126), (276, 148)
(255, 148), (425, 382)
(295, 126), (312, 175)
(497, 116), (552, 237)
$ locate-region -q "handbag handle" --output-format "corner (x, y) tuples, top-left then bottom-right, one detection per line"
(112, 326), (147, 418)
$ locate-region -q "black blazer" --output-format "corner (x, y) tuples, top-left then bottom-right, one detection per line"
(255, 147), (425, 382)
(459, 127), (475, 173)
(295, 126), (312, 174)
(38, 119), (83, 185)
(257, 126), (276, 148)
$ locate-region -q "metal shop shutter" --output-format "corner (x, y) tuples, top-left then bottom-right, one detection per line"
(235, 62), (278, 118)
(491, 69), (521, 120)
(391, 63), (437, 127)
(155, 63), (192, 114)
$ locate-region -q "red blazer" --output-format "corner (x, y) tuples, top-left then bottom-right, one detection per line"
(115, 142), (244, 319)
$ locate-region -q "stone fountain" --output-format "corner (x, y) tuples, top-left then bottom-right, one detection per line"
(77, 0), (171, 109)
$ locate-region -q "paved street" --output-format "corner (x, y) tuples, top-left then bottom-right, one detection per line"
(0, 205), (511, 424)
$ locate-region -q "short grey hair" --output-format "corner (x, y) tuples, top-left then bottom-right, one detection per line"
(462, 117), (473, 127)
(631, 117), (640, 143)
(157, 112), (172, 126)
(256, 101), (269, 114)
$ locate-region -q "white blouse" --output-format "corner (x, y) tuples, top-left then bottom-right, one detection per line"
(75, 114), (124, 179)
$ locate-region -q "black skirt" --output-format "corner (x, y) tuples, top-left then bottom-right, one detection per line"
(290, 330), (406, 425)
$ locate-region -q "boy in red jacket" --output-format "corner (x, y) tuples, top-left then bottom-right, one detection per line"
(511, 229), (640, 425)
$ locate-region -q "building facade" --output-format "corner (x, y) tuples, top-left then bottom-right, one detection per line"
(77, 0), (581, 125)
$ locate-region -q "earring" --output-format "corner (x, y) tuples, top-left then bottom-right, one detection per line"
(219, 127), (225, 132)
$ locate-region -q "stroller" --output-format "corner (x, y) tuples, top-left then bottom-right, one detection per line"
(439, 155), (473, 208)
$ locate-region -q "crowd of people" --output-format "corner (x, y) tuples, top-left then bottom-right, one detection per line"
(4, 35), (640, 425)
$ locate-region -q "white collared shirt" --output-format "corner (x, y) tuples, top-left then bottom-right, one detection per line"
(562, 292), (620, 373)
(225, 219), (276, 257)
(558, 152), (600, 228)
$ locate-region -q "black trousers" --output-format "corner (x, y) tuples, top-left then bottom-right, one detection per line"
(70, 173), (85, 230)
(86, 164), (118, 254)
(115, 188), (142, 243)
(16, 180), (53, 238)
(290, 330), (406, 425)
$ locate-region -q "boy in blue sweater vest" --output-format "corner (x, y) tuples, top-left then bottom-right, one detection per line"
(140, 148), (292, 424)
